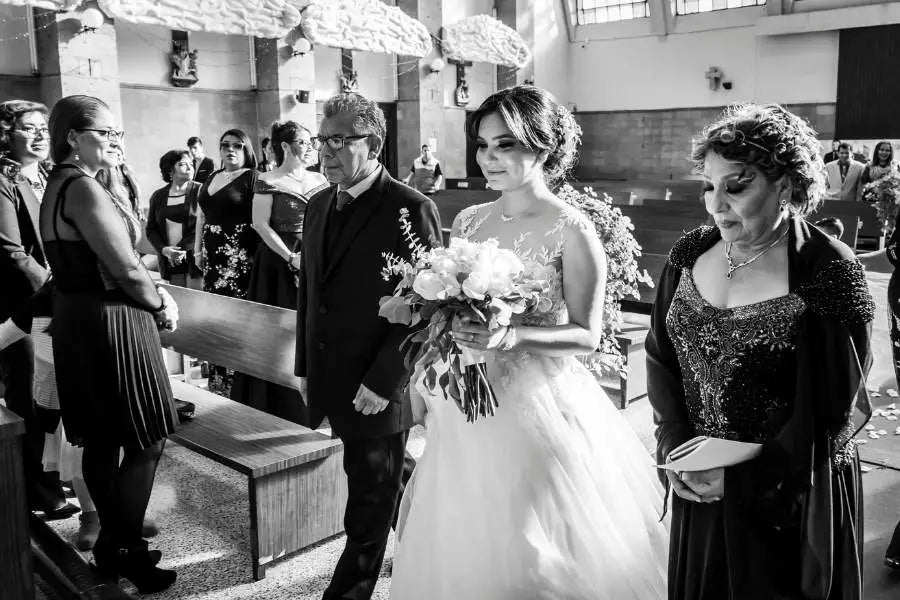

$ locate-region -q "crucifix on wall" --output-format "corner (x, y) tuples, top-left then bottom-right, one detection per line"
(448, 58), (472, 107)
(705, 66), (722, 91)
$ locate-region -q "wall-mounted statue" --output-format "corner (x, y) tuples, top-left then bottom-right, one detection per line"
(171, 37), (199, 88)
(340, 70), (358, 94)
(455, 79), (470, 107)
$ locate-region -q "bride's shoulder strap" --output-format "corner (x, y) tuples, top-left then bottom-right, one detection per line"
(452, 202), (493, 238)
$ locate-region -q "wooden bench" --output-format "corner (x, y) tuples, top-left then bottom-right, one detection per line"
(0, 406), (32, 600)
(157, 285), (348, 581)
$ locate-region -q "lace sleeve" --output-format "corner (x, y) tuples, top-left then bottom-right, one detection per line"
(798, 259), (875, 326)
(452, 203), (490, 239)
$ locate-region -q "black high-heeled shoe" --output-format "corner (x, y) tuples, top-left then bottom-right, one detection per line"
(116, 547), (176, 594)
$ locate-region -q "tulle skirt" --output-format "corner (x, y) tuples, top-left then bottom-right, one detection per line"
(391, 351), (668, 599)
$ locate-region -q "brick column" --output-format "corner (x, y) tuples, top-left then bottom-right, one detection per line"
(496, 0), (534, 89)
(396, 0), (445, 184)
(254, 30), (317, 141)
(33, 3), (122, 120)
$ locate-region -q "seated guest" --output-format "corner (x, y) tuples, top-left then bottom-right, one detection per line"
(814, 216), (844, 240)
(0, 98), (76, 519)
(40, 94), (179, 594)
(146, 150), (202, 288)
(648, 103), (872, 599)
(187, 136), (215, 183)
(231, 120), (327, 424)
(824, 142), (864, 202)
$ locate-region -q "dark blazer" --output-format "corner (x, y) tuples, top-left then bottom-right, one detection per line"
(296, 168), (442, 440)
(193, 157), (215, 184)
(145, 181), (201, 280)
(0, 164), (49, 320)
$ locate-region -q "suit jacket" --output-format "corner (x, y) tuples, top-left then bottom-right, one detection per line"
(296, 168), (442, 439)
(193, 157), (215, 184)
(145, 181), (201, 280)
(824, 160), (864, 202)
(0, 165), (49, 321)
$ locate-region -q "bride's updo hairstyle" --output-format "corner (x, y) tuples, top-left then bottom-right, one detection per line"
(692, 103), (826, 217)
(465, 85), (582, 190)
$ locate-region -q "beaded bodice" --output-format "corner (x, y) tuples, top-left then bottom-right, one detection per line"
(456, 202), (592, 327)
(666, 269), (806, 443)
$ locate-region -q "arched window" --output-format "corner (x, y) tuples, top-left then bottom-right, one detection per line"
(575, 0), (651, 24)
(673, 0), (765, 16)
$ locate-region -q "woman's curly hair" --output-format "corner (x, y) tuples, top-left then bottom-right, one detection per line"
(465, 85), (582, 190)
(692, 103), (826, 217)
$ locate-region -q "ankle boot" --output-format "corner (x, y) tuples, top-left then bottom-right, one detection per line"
(76, 511), (101, 550)
(117, 546), (177, 594)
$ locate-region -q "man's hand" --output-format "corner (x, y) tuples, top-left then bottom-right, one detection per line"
(353, 384), (389, 415)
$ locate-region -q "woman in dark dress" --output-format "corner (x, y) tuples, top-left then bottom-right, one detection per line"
(231, 121), (327, 424)
(193, 129), (258, 395)
(146, 149), (202, 288)
(647, 103), (873, 599)
(39, 95), (179, 594)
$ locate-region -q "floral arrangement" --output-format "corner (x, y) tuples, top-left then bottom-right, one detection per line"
(556, 183), (653, 376)
(379, 209), (551, 421)
(862, 172), (900, 236)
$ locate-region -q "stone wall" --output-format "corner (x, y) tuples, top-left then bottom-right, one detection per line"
(119, 84), (260, 205)
(573, 103), (836, 180)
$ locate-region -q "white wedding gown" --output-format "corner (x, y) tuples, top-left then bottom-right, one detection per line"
(390, 204), (668, 599)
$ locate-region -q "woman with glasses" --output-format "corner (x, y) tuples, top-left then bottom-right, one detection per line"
(231, 121), (327, 424)
(0, 99), (79, 520)
(39, 95), (179, 594)
(146, 150), (202, 289)
(193, 129), (259, 395)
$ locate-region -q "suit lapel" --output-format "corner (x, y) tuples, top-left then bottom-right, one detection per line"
(304, 185), (334, 285)
(16, 179), (44, 258)
(323, 170), (390, 281)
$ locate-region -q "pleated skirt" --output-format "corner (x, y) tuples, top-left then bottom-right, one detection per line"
(51, 288), (177, 450)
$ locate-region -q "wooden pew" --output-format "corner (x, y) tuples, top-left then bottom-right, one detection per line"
(0, 406), (32, 600)
(157, 285), (347, 581)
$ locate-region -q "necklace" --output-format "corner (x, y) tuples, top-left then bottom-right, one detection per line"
(724, 228), (788, 279)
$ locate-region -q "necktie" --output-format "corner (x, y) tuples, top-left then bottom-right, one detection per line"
(337, 190), (354, 211)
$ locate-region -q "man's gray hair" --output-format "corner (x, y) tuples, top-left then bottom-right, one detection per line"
(322, 93), (386, 154)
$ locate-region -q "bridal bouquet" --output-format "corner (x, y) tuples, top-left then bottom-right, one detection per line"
(862, 172), (900, 235)
(379, 208), (551, 422)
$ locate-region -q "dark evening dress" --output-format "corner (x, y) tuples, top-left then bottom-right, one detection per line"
(230, 178), (326, 425)
(41, 165), (177, 450)
(197, 169), (259, 396)
(648, 221), (873, 600)
(881, 213), (900, 561)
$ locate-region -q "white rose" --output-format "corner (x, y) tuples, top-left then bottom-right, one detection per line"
(431, 255), (460, 277)
(438, 272), (461, 299)
(461, 271), (489, 300)
(491, 249), (524, 279)
(413, 271), (445, 301)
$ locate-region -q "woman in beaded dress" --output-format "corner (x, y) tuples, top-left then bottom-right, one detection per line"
(647, 104), (873, 600)
(391, 86), (668, 599)
(193, 129), (259, 395)
(231, 121), (327, 424)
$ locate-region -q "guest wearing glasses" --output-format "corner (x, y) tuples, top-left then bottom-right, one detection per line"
(231, 121), (327, 424)
(194, 129), (259, 395)
(0, 99), (76, 520)
(146, 150), (202, 288)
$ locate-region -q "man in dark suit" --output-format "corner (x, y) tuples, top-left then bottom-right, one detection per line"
(0, 100), (74, 518)
(296, 92), (441, 600)
(187, 136), (215, 183)
(823, 139), (840, 164)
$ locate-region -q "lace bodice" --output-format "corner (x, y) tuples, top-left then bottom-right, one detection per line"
(455, 202), (592, 327)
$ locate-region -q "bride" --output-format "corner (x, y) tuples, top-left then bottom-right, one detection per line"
(390, 85), (668, 599)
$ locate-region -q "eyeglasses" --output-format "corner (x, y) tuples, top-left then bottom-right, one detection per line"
(220, 142), (245, 151)
(313, 134), (369, 151)
(77, 128), (125, 141)
(15, 126), (49, 138)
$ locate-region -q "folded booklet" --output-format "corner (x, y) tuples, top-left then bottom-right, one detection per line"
(657, 436), (763, 472)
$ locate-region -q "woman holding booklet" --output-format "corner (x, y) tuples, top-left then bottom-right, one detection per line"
(647, 103), (874, 600)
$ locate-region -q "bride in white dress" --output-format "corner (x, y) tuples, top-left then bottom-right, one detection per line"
(390, 86), (668, 599)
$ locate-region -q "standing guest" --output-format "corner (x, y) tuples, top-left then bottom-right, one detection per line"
(231, 121), (327, 424)
(258, 137), (276, 173)
(0, 99), (76, 519)
(193, 129), (258, 395)
(824, 139), (841, 164)
(295, 92), (441, 600)
(403, 143), (443, 195)
(146, 150), (202, 288)
(861, 140), (897, 188)
(187, 136), (215, 184)
(39, 95), (179, 593)
(647, 103), (872, 600)
(854, 145), (869, 165)
(824, 142), (864, 202)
